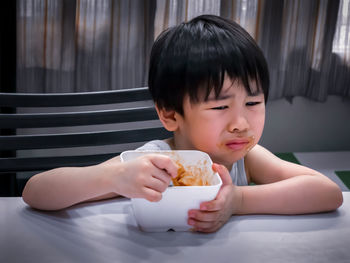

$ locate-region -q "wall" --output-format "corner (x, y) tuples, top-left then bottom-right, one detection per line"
(260, 96), (350, 153)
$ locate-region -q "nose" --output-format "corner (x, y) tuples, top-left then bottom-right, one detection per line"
(227, 112), (249, 133)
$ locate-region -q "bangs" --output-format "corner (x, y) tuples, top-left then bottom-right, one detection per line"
(184, 23), (268, 103)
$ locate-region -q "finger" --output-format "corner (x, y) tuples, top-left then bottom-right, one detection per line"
(149, 155), (179, 178)
(136, 156), (173, 185)
(149, 168), (173, 185)
(199, 199), (223, 212)
(188, 217), (221, 232)
(142, 187), (162, 202)
(212, 163), (232, 185)
(199, 188), (227, 211)
(188, 209), (219, 222)
(144, 175), (169, 193)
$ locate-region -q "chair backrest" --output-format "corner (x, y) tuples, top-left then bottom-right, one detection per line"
(0, 87), (171, 175)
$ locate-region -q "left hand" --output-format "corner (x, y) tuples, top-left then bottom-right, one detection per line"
(187, 163), (242, 233)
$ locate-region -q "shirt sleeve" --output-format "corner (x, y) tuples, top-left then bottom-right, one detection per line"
(136, 140), (171, 151)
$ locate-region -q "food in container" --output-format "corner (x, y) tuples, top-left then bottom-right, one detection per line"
(120, 150), (222, 232)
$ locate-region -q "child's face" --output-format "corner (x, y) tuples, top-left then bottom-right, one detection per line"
(174, 77), (265, 169)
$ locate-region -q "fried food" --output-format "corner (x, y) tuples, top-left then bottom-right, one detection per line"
(172, 163), (210, 186)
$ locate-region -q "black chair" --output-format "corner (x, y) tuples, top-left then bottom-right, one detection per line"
(0, 87), (171, 196)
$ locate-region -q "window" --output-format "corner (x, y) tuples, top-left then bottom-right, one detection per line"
(333, 0), (350, 55)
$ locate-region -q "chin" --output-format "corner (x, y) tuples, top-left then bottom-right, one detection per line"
(211, 154), (242, 168)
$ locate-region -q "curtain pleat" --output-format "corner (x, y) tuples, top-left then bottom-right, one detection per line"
(154, 0), (220, 38)
(17, 0), (156, 93)
(16, 0), (350, 101)
(329, 0), (350, 97)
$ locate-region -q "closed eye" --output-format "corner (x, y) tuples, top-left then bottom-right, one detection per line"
(246, 101), (262, 106)
(211, 105), (228, 110)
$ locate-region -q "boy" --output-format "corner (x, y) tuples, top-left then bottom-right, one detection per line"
(23, 15), (343, 233)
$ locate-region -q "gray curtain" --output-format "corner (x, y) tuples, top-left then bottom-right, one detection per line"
(17, 0), (156, 92)
(16, 0), (350, 101)
(257, 0), (349, 101)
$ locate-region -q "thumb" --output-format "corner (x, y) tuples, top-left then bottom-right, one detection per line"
(212, 163), (233, 185)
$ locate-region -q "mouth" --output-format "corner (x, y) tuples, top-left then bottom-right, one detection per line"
(225, 140), (250, 151)
(225, 136), (255, 151)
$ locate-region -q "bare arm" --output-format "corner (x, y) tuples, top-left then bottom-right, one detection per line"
(238, 145), (343, 215)
(186, 146), (343, 233)
(22, 157), (121, 210)
(22, 155), (178, 211)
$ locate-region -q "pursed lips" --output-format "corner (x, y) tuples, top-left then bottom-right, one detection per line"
(225, 139), (250, 150)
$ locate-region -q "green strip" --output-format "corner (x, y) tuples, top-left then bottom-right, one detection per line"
(335, 171), (350, 190)
(275, 153), (300, 164)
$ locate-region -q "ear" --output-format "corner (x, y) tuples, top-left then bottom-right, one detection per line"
(155, 105), (180, 132)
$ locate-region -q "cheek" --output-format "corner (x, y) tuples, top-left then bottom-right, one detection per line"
(252, 111), (265, 142)
(187, 112), (216, 133)
(188, 120), (221, 148)
(192, 124), (218, 142)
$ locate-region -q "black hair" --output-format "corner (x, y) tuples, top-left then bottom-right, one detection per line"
(148, 14), (269, 115)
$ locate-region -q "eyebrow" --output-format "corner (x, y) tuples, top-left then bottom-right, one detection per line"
(206, 90), (263, 101)
(206, 94), (233, 101)
(248, 90), (264, 97)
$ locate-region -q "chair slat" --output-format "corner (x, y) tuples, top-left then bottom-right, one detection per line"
(0, 107), (158, 128)
(0, 87), (151, 107)
(0, 153), (119, 173)
(0, 127), (171, 151)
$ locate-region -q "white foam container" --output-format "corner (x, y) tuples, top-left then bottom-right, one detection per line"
(120, 150), (222, 232)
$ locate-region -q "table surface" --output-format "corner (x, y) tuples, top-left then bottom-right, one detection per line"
(1, 193), (350, 263)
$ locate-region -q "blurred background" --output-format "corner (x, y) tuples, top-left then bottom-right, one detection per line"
(1, 0), (350, 151)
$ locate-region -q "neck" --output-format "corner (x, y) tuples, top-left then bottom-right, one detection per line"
(167, 133), (195, 151)
(165, 136), (187, 151)
(165, 137), (176, 150)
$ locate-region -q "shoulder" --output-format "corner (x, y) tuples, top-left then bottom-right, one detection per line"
(244, 144), (296, 184)
(136, 140), (171, 151)
(245, 144), (285, 184)
(245, 144), (276, 165)
(245, 144), (321, 184)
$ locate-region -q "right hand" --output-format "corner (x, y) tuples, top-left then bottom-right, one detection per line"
(104, 154), (178, 202)
(187, 163), (241, 232)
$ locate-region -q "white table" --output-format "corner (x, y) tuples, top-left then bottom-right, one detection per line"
(1, 193), (350, 263)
